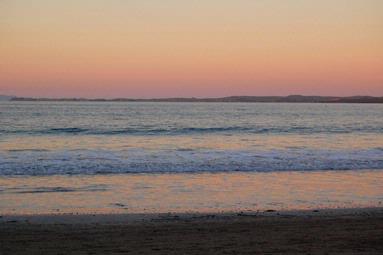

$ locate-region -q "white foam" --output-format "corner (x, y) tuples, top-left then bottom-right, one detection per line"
(1, 148), (382, 175)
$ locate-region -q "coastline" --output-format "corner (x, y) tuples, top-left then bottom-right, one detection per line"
(6, 95), (383, 103)
(1, 206), (383, 224)
(1, 207), (383, 254)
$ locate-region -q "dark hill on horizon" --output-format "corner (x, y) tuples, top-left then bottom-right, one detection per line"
(0, 95), (15, 101)
(5, 95), (383, 103)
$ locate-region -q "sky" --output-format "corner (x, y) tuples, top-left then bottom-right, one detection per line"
(0, 0), (382, 98)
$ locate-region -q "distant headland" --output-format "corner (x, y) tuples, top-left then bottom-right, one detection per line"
(1, 95), (383, 103)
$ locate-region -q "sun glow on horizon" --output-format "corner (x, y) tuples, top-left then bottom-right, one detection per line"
(1, 0), (382, 98)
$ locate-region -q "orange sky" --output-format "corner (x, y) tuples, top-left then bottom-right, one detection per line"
(1, 0), (382, 98)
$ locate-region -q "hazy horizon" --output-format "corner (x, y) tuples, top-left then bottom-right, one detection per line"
(3, 93), (383, 100)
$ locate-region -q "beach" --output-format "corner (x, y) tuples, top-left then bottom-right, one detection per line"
(1, 102), (382, 254)
(1, 208), (383, 254)
(1, 170), (382, 254)
(2, 0), (383, 253)
(1, 170), (382, 215)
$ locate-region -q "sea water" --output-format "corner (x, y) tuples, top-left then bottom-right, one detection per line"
(0, 102), (382, 214)
(1, 102), (382, 175)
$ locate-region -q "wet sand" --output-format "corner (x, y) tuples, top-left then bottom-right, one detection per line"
(2, 170), (383, 215)
(1, 208), (383, 254)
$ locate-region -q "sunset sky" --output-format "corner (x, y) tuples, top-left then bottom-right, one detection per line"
(1, 0), (382, 98)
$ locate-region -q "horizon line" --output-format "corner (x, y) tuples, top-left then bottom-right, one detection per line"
(3, 94), (383, 104)
(3, 94), (383, 99)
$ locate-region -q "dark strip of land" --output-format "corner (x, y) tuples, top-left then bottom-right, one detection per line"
(1, 209), (383, 254)
(6, 95), (383, 103)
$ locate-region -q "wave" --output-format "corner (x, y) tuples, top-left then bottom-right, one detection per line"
(1, 126), (382, 136)
(0, 126), (254, 135)
(48, 128), (89, 134)
(0, 184), (109, 194)
(1, 148), (382, 176)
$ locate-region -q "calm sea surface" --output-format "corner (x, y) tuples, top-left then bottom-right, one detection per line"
(1, 102), (382, 175)
(1, 102), (382, 214)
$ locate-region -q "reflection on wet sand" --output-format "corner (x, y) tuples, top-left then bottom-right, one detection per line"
(1, 170), (382, 215)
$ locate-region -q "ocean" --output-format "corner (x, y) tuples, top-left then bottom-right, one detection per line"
(1, 102), (382, 214)
(1, 102), (382, 175)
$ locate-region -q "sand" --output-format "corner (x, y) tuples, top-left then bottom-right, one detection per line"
(1, 208), (383, 254)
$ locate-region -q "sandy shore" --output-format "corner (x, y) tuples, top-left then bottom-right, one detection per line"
(1, 208), (383, 254)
